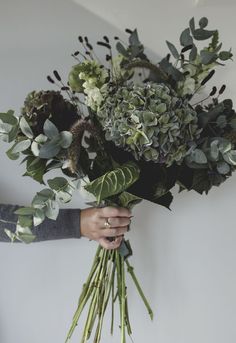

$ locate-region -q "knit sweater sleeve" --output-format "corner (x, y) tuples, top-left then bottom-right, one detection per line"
(0, 204), (81, 243)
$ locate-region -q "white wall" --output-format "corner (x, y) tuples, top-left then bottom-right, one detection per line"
(0, 1), (236, 343)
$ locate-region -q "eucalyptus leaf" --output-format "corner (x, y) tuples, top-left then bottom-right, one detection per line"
(189, 45), (197, 61)
(166, 41), (179, 59)
(116, 42), (129, 57)
(219, 50), (233, 61)
(193, 29), (216, 40)
(189, 17), (195, 34)
(192, 149), (208, 164)
(11, 139), (31, 153)
(180, 28), (193, 47)
(43, 119), (59, 139)
(38, 141), (61, 159)
(6, 144), (20, 160)
(45, 199), (59, 220)
(33, 208), (45, 226)
(199, 17), (208, 29)
(200, 50), (217, 65)
(19, 117), (33, 139)
(129, 29), (141, 46)
(59, 131), (73, 148)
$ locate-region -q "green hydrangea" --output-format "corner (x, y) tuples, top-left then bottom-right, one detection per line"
(97, 82), (201, 166)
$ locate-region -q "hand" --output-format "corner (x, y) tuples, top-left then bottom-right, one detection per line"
(80, 206), (132, 250)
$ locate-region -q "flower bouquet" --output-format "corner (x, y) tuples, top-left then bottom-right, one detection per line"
(1, 17), (236, 343)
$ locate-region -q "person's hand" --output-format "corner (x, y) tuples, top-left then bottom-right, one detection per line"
(80, 206), (132, 250)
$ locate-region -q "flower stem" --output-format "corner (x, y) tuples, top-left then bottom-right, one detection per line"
(125, 260), (153, 320)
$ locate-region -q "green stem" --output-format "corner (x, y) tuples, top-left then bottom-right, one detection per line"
(125, 260), (153, 320)
(121, 255), (126, 343)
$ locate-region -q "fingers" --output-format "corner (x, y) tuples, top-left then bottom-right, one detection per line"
(100, 206), (131, 219)
(98, 236), (123, 250)
(102, 226), (128, 238)
(105, 216), (131, 228)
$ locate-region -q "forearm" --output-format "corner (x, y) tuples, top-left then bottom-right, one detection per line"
(0, 204), (81, 243)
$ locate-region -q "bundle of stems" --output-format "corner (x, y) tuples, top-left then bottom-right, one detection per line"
(65, 242), (153, 343)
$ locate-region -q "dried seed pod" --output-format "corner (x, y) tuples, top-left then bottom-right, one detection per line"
(219, 84), (226, 95)
(47, 76), (55, 84)
(201, 70), (215, 86)
(210, 86), (217, 96)
(53, 70), (61, 82)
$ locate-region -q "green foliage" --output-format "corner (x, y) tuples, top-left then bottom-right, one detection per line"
(84, 162), (140, 204)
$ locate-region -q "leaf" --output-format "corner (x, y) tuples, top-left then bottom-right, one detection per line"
(216, 115), (227, 129)
(32, 189), (55, 207)
(189, 17), (195, 34)
(180, 28), (193, 46)
(38, 141), (61, 159)
(193, 29), (216, 40)
(19, 117), (34, 139)
(0, 110), (18, 126)
(129, 29), (141, 46)
(14, 207), (35, 215)
(18, 215), (33, 228)
(189, 45), (197, 61)
(11, 139), (31, 153)
(24, 157), (47, 184)
(199, 17), (208, 29)
(43, 119), (59, 139)
(59, 131), (73, 148)
(45, 199), (59, 220)
(48, 177), (68, 192)
(217, 161), (230, 175)
(118, 191), (142, 209)
(200, 50), (217, 65)
(84, 162), (140, 204)
(166, 41), (179, 59)
(33, 208), (45, 226)
(116, 42), (129, 57)
(219, 50), (233, 61)
(6, 144), (20, 160)
(192, 149), (208, 164)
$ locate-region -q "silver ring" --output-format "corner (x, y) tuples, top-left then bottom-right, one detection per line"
(104, 218), (111, 228)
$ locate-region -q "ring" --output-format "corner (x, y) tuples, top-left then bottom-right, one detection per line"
(104, 218), (111, 228)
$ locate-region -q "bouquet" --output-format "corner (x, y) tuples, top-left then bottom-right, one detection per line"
(1, 17), (236, 343)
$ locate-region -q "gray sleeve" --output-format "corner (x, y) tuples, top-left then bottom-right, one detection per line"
(0, 204), (81, 243)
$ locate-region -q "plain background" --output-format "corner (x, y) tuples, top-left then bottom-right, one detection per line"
(1, 0), (236, 342)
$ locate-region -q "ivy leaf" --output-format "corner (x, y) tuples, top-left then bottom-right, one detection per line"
(33, 208), (45, 226)
(23, 157), (47, 184)
(84, 162), (140, 204)
(45, 199), (59, 220)
(166, 41), (179, 59)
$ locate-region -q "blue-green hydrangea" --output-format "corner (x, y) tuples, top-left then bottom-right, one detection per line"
(97, 82), (202, 166)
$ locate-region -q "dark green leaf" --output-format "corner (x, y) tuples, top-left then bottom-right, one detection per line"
(166, 41), (179, 59)
(193, 29), (216, 40)
(118, 191), (142, 209)
(116, 42), (129, 57)
(180, 28), (193, 46)
(189, 17), (195, 34)
(199, 17), (208, 29)
(189, 45), (197, 61)
(84, 162), (140, 204)
(219, 50), (233, 61)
